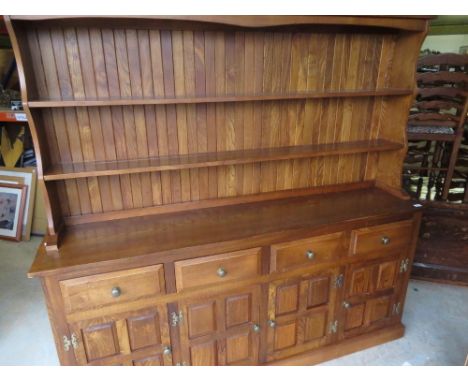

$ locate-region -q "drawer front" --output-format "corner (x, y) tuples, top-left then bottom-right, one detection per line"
(60, 265), (166, 314)
(174, 248), (262, 291)
(271, 232), (345, 272)
(349, 220), (414, 256)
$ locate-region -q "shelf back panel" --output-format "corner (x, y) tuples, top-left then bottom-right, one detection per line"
(7, 15), (428, 233)
(24, 26), (396, 102)
(38, 97), (384, 167)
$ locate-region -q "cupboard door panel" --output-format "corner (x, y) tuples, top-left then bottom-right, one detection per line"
(274, 321), (298, 351)
(304, 310), (327, 341)
(306, 276), (330, 308)
(225, 293), (251, 328)
(347, 266), (372, 297)
(178, 285), (261, 365)
(375, 260), (397, 291)
(127, 312), (162, 351)
(81, 322), (120, 361)
(70, 305), (172, 366)
(187, 301), (217, 339)
(275, 283), (300, 316)
(133, 355), (164, 366)
(225, 332), (252, 364)
(190, 341), (218, 366)
(344, 304), (365, 331)
(365, 295), (392, 324)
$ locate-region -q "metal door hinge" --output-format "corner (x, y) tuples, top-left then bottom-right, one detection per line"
(399, 258), (410, 273)
(329, 320), (338, 334)
(171, 311), (183, 327)
(334, 274), (344, 288)
(63, 333), (78, 352)
(392, 302), (401, 316)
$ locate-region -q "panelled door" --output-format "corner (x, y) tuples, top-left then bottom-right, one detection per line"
(265, 267), (342, 362)
(340, 253), (409, 339)
(177, 285), (261, 365)
(68, 305), (173, 366)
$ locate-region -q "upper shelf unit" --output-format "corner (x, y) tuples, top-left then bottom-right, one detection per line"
(27, 89), (413, 108)
(43, 139), (403, 181)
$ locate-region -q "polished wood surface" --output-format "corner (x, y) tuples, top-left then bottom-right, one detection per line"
(6, 15), (426, 239)
(27, 89), (413, 108)
(270, 232), (345, 273)
(29, 188), (420, 277)
(348, 220), (414, 256)
(5, 15), (429, 366)
(174, 248), (261, 292)
(60, 265), (166, 314)
(43, 139), (403, 181)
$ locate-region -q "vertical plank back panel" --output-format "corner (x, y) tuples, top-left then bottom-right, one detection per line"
(7, 17), (428, 224)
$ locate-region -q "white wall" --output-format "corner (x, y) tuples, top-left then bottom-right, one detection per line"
(421, 35), (468, 54)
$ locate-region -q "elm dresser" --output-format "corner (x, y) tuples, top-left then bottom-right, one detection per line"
(5, 15), (429, 365)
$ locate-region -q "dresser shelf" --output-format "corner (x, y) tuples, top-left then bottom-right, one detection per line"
(27, 89), (413, 108)
(43, 139), (404, 181)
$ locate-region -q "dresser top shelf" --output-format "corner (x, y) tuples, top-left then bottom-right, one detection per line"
(29, 186), (420, 277)
(43, 139), (403, 181)
(27, 88), (413, 108)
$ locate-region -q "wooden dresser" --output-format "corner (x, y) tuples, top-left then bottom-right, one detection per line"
(6, 15), (429, 366)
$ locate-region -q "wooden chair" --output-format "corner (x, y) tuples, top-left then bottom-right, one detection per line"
(405, 53), (468, 201)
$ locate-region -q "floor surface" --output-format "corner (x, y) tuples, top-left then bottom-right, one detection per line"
(0, 236), (467, 366)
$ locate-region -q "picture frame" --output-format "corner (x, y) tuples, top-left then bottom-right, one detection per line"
(0, 182), (28, 241)
(0, 167), (37, 240)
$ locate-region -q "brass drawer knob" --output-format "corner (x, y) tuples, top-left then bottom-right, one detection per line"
(217, 267), (227, 278)
(111, 287), (121, 298)
(267, 320), (277, 328)
(163, 346), (172, 355)
(381, 236), (390, 245)
(252, 324), (261, 333)
(342, 301), (351, 309)
(306, 250), (315, 260)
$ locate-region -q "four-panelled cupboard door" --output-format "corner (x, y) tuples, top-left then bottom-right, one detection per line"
(266, 268), (342, 362)
(69, 305), (173, 366)
(177, 285), (261, 366)
(340, 253), (409, 339)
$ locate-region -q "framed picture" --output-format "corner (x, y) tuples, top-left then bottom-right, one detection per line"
(0, 167), (37, 240)
(0, 183), (28, 241)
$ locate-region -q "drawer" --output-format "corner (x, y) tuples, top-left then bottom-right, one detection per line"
(60, 265), (166, 314)
(349, 220), (414, 256)
(271, 232), (345, 272)
(174, 248), (262, 291)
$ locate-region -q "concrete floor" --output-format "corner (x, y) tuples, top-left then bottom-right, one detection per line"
(0, 236), (467, 366)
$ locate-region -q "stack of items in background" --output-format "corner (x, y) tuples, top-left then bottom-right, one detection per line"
(403, 52), (468, 286)
(0, 20), (42, 241)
